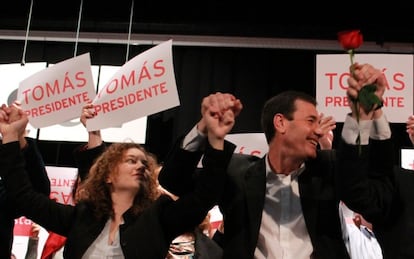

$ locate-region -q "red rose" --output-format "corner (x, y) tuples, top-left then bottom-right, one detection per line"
(337, 29), (382, 155)
(337, 30), (363, 50)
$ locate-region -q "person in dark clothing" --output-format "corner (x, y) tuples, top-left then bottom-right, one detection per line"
(159, 63), (392, 259)
(0, 100), (236, 259)
(341, 114), (414, 259)
(0, 103), (50, 259)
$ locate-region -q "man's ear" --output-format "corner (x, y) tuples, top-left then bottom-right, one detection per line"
(273, 114), (286, 134)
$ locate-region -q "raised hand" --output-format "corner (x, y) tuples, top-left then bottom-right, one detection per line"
(80, 103), (97, 128)
(347, 63), (387, 120)
(198, 92), (243, 135)
(0, 103), (29, 143)
(80, 103), (102, 148)
(318, 113), (336, 150)
(7, 101), (30, 148)
(205, 109), (235, 137)
(200, 92), (243, 150)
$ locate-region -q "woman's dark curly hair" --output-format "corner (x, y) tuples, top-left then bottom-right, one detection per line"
(76, 142), (160, 220)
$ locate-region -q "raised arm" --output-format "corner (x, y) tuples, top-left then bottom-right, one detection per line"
(158, 92), (242, 196)
(80, 103), (102, 149)
(6, 101), (51, 196)
(73, 103), (105, 181)
(0, 104), (76, 236)
(338, 63), (395, 225)
(160, 93), (238, 240)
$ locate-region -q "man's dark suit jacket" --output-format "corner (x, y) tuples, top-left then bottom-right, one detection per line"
(382, 166), (414, 259)
(340, 137), (414, 259)
(373, 166), (414, 259)
(338, 138), (399, 259)
(217, 151), (350, 259)
(159, 137), (392, 259)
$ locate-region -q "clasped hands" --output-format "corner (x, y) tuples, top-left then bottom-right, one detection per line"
(198, 92), (243, 140)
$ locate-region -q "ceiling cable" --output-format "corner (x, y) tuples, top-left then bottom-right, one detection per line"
(125, 0), (135, 62)
(21, 0), (34, 66)
(74, 0), (83, 57)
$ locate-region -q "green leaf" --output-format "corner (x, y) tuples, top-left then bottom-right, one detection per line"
(357, 84), (382, 113)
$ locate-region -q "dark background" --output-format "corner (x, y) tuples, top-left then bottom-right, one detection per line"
(0, 0), (413, 166)
(1, 1), (413, 43)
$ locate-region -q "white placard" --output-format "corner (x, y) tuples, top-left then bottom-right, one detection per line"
(98, 66), (148, 144)
(87, 40), (180, 131)
(18, 53), (97, 128)
(198, 132), (268, 168)
(37, 65), (99, 142)
(316, 54), (413, 123)
(225, 132), (268, 157)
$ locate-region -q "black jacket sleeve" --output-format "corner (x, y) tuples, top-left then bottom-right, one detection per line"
(158, 135), (204, 196)
(160, 140), (236, 240)
(337, 138), (396, 225)
(23, 137), (50, 196)
(0, 141), (76, 236)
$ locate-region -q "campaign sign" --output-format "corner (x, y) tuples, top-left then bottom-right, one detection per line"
(316, 54), (413, 123)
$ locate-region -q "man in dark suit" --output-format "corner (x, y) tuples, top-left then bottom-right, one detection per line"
(377, 115), (414, 258)
(376, 163), (414, 259)
(159, 63), (392, 259)
(356, 161), (414, 259)
(340, 113), (414, 259)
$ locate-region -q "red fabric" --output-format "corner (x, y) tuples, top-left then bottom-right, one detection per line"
(40, 232), (67, 259)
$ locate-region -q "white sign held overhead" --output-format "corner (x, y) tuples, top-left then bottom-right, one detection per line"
(87, 39), (180, 131)
(316, 54), (413, 123)
(17, 53), (97, 128)
(198, 133), (268, 168)
(225, 133), (268, 157)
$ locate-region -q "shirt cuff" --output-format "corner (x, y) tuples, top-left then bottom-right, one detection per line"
(370, 113), (391, 140)
(182, 124), (206, 151)
(341, 114), (372, 145)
